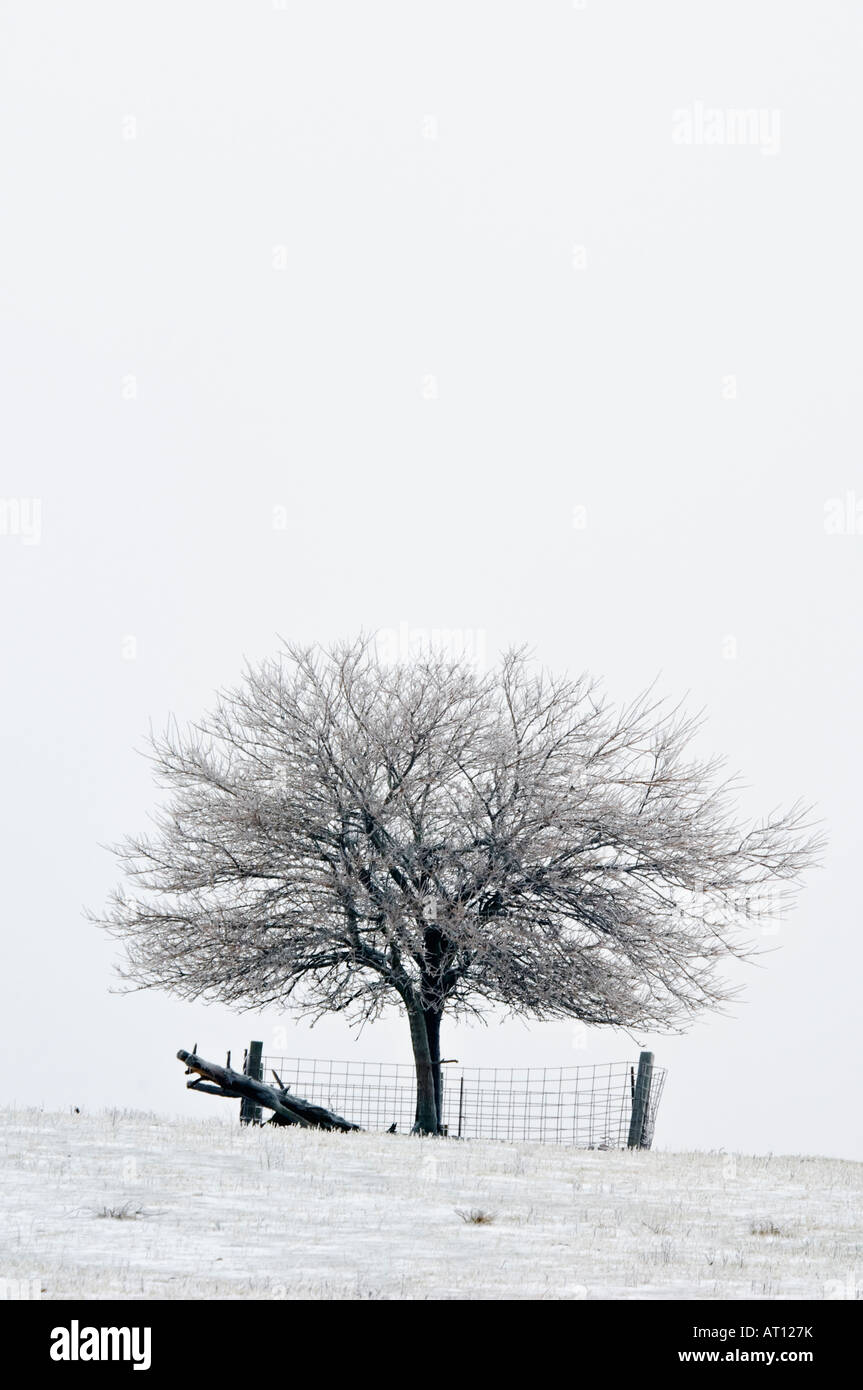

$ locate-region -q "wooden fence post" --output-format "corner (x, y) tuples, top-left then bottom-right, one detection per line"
(240, 1040), (264, 1125)
(627, 1050), (654, 1149)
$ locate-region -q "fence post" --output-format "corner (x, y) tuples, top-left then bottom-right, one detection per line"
(240, 1040), (264, 1125)
(627, 1051), (654, 1149)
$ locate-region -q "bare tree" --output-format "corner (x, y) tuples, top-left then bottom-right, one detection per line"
(94, 637), (823, 1133)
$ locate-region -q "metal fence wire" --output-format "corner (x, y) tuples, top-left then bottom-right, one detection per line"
(258, 1055), (667, 1149)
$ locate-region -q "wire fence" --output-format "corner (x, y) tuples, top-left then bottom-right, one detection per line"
(258, 1053), (667, 1149)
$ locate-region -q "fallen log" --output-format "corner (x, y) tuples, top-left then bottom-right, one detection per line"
(177, 1049), (361, 1132)
(187, 1080), (244, 1099)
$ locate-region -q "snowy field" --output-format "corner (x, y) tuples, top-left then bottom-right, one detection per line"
(1, 1108), (860, 1301)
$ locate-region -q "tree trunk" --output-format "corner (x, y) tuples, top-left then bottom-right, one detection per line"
(406, 1001), (439, 1134)
(423, 1007), (443, 1130)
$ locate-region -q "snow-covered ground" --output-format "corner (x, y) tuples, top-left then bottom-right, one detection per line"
(1, 1108), (860, 1300)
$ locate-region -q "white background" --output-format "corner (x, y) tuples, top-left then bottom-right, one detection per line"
(1, 1), (860, 1159)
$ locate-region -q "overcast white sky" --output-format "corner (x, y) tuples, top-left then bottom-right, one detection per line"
(1, 1), (860, 1160)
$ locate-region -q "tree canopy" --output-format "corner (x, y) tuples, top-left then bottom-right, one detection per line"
(95, 637), (822, 1131)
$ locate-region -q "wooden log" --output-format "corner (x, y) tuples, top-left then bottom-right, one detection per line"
(266, 1089), (362, 1131)
(176, 1049), (361, 1132)
(178, 1049), (309, 1127)
(187, 1081), (244, 1099)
